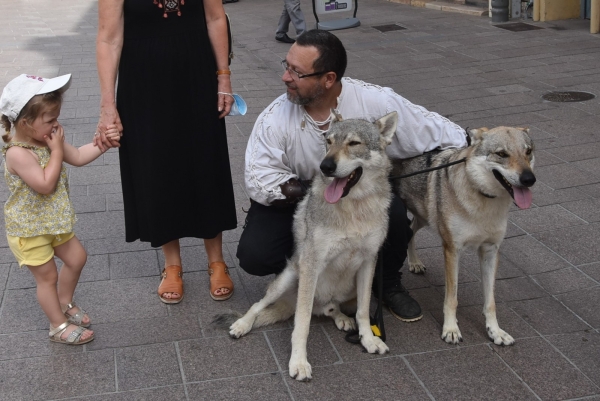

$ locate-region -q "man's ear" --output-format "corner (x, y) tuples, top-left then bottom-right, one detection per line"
(324, 72), (337, 89)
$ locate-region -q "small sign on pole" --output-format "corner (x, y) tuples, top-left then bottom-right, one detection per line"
(312, 0), (360, 30)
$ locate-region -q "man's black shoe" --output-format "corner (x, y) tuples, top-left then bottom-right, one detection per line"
(275, 34), (296, 44)
(376, 285), (423, 322)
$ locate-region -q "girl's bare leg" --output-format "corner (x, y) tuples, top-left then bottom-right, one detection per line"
(54, 236), (90, 326)
(27, 259), (93, 341)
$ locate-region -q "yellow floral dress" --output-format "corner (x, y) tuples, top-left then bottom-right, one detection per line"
(2, 142), (76, 237)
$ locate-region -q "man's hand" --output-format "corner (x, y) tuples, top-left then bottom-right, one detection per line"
(270, 178), (312, 207)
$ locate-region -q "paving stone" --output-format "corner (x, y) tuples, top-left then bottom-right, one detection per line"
(580, 262), (600, 282)
(534, 163), (600, 190)
(115, 343), (182, 391)
(73, 277), (168, 325)
(71, 194), (106, 214)
(0, 330), (82, 361)
(109, 249), (159, 279)
(533, 222), (600, 266)
(179, 335), (279, 382)
(493, 337), (599, 400)
(187, 374), (291, 400)
(561, 197), (600, 223)
(0, 287), (48, 333)
(87, 314), (202, 351)
(0, 349), (115, 400)
(409, 246), (478, 286)
(509, 297), (590, 335)
(556, 286), (600, 329)
(79, 253), (110, 282)
(547, 331), (600, 387)
(494, 276), (548, 302)
(286, 357), (430, 400)
(429, 303), (539, 345)
(406, 345), (538, 400)
(500, 235), (570, 274)
(509, 204), (586, 234)
(67, 385), (187, 401)
(267, 325), (341, 370)
(532, 267), (598, 295)
(531, 181), (590, 207)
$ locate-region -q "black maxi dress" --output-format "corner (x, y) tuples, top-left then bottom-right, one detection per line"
(117, 0), (237, 247)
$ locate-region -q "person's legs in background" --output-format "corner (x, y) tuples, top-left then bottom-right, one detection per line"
(275, 0), (306, 43)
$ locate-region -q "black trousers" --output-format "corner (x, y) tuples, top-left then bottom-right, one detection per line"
(236, 193), (413, 290)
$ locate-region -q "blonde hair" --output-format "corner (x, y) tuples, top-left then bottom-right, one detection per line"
(1, 91), (63, 143)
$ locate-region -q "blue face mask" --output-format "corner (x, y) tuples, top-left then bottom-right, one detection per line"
(229, 93), (247, 116)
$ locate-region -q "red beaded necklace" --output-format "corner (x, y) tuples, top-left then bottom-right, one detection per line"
(153, 0), (184, 17)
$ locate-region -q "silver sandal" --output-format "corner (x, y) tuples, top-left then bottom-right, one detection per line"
(49, 322), (94, 345)
(61, 301), (91, 328)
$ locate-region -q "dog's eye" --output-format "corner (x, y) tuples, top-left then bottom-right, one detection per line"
(326, 139), (332, 145)
(348, 141), (361, 146)
(526, 148), (532, 155)
(495, 151), (508, 158)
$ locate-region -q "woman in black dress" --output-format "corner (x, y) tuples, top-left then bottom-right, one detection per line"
(96, 0), (238, 303)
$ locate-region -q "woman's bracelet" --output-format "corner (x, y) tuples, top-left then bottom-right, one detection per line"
(216, 70), (231, 75)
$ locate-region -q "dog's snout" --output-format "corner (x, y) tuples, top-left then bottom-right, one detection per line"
(520, 170), (536, 187)
(320, 158), (337, 176)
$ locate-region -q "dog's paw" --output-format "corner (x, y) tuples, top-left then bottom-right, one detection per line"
(361, 334), (389, 354)
(289, 357), (312, 382)
(487, 327), (515, 346)
(409, 262), (426, 274)
(334, 315), (356, 332)
(441, 325), (463, 344)
(229, 319), (252, 339)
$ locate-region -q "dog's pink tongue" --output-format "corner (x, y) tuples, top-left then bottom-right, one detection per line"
(513, 187), (533, 209)
(324, 177), (348, 204)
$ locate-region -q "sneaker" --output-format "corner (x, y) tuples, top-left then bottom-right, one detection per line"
(275, 34), (296, 44)
(376, 285), (423, 322)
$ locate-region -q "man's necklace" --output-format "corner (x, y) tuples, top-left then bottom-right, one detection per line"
(301, 109), (336, 133)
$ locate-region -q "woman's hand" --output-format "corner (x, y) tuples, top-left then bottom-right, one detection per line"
(217, 75), (233, 119)
(95, 105), (123, 151)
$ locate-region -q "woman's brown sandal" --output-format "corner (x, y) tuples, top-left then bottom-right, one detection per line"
(49, 322), (94, 345)
(208, 261), (234, 301)
(158, 265), (184, 304)
(61, 301), (91, 328)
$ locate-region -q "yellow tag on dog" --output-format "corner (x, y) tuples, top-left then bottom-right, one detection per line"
(371, 324), (381, 337)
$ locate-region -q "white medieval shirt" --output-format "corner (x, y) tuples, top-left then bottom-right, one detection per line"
(245, 77), (468, 206)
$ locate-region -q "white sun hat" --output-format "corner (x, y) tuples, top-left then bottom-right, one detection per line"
(0, 73), (72, 123)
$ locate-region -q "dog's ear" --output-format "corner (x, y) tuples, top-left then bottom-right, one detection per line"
(467, 127), (487, 146)
(517, 127), (530, 134)
(374, 111), (397, 147)
(331, 109), (343, 122)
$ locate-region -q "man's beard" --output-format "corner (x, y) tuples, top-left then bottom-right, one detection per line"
(286, 82), (325, 106)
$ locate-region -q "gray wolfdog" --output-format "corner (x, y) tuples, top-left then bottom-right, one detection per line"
(392, 126), (535, 346)
(225, 112), (398, 381)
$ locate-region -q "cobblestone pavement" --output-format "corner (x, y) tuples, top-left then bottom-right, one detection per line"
(1, 0), (599, 400)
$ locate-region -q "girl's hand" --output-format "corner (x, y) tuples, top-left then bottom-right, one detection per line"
(217, 75), (233, 119)
(95, 105), (123, 150)
(45, 125), (65, 153)
(104, 124), (122, 143)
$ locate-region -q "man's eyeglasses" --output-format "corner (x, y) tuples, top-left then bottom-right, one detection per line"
(281, 60), (327, 79)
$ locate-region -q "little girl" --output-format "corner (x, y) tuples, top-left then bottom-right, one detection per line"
(0, 74), (121, 345)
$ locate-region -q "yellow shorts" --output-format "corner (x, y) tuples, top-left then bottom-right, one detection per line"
(7, 232), (75, 267)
